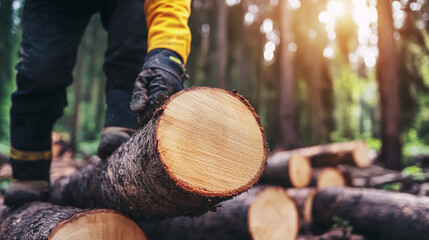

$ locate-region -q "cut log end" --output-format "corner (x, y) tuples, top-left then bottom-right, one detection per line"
(289, 155), (312, 187)
(317, 168), (346, 188)
(157, 87), (268, 197)
(248, 187), (299, 240)
(49, 209), (146, 240)
(353, 141), (371, 167)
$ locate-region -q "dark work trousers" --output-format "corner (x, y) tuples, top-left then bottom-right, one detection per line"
(10, 0), (147, 181)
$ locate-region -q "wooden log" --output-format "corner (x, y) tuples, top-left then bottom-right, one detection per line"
(311, 187), (429, 240)
(140, 186), (299, 240)
(0, 202), (146, 240)
(260, 152), (312, 187)
(288, 141), (371, 167)
(337, 164), (410, 187)
(310, 167), (346, 188)
(287, 188), (316, 233)
(51, 87), (268, 219)
(297, 228), (369, 240)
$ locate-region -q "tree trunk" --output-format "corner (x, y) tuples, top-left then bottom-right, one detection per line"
(310, 167), (346, 188)
(312, 187), (429, 240)
(216, 0), (227, 89)
(51, 87), (268, 219)
(259, 152), (312, 187)
(279, 0), (297, 149)
(0, 0), (13, 139)
(70, 51), (84, 154)
(0, 202), (146, 240)
(139, 186), (299, 240)
(376, 0), (402, 170)
(287, 141), (371, 167)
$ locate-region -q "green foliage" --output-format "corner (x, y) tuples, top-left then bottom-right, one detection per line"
(381, 182), (402, 191)
(402, 129), (429, 162)
(402, 165), (425, 181)
(0, 141), (9, 155)
(0, 179), (10, 191)
(332, 216), (353, 231)
(365, 138), (381, 151)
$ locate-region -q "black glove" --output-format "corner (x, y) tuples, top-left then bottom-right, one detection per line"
(130, 49), (187, 126)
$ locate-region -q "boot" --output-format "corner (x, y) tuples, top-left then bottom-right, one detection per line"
(97, 127), (136, 160)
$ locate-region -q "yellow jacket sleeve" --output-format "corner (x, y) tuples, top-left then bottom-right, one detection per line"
(145, 0), (192, 64)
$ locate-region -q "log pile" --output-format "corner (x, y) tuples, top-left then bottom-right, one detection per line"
(1, 87), (270, 239)
(1, 88), (428, 239)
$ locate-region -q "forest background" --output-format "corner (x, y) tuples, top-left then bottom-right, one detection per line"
(0, 0), (428, 170)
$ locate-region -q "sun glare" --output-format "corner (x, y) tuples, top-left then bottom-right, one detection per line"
(320, 0), (379, 67)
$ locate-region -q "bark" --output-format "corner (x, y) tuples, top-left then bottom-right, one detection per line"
(279, 0), (297, 149)
(288, 141), (371, 167)
(337, 165), (409, 187)
(312, 187), (429, 240)
(376, 0), (402, 170)
(51, 87), (267, 219)
(139, 186), (298, 240)
(0, 202), (145, 240)
(297, 228), (369, 240)
(259, 152), (312, 187)
(287, 188), (316, 233)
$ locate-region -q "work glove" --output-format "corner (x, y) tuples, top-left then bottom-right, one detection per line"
(130, 49), (187, 126)
(4, 179), (50, 206)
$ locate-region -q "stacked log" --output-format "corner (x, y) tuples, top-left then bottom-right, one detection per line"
(311, 167), (346, 188)
(50, 87), (268, 219)
(260, 153), (312, 187)
(0, 202), (146, 239)
(311, 187), (429, 240)
(288, 140), (371, 168)
(140, 186), (299, 240)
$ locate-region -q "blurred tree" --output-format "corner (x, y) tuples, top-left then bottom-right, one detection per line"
(279, 0), (297, 149)
(216, 0), (228, 88)
(377, 0), (402, 170)
(0, 0), (13, 140)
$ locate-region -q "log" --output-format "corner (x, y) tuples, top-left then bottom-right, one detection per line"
(337, 164), (409, 187)
(51, 87), (268, 219)
(140, 186), (299, 240)
(297, 228), (368, 240)
(260, 152), (312, 187)
(288, 141), (371, 167)
(286, 188), (316, 233)
(0, 202), (146, 240)
(311, 187), (429, 240)
(311, 167), (346, 188)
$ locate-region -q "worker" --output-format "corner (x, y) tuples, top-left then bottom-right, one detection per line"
(4, 0), (191, 206)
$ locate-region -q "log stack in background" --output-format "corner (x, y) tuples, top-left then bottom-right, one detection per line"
(50, 87), (268, 219)
(260, 153), (312, 187)
(311, 187), (429, 240)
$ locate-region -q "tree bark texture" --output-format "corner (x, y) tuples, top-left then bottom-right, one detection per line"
(312, 187), (429, 240)
(376, 0), (402, 170)
(0, 202), (145, 240)
(51, 88), (267, 219)
(51, 118), (225, 219)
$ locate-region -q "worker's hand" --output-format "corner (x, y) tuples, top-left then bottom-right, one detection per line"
(130, 49), (187, 126)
